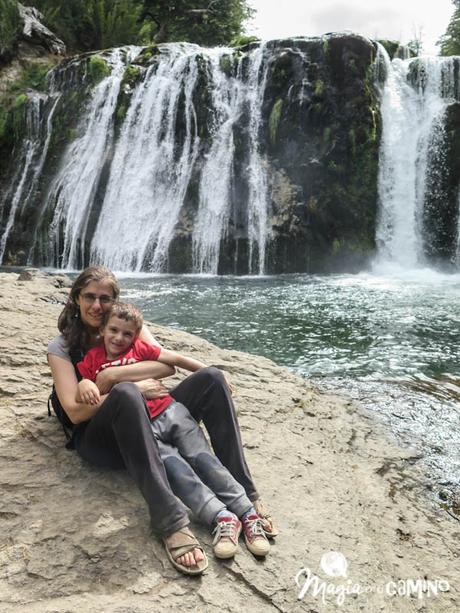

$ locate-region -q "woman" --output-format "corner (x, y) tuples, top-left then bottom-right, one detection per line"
(47, 266), (276, 575)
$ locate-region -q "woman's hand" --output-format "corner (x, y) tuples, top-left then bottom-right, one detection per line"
(135, 378), (169, 399)
(95, 368), (116, 394)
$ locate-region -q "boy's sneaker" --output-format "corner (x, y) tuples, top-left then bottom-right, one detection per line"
(242, 514), (270, 557)
(212, 515), (242, 559)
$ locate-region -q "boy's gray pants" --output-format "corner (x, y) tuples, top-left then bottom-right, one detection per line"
(151, 401), (253, 526)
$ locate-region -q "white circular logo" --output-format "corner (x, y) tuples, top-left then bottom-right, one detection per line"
(320, 551), (348, 578)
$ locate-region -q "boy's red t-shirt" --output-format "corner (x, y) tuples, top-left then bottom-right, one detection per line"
(76, 338), (173, 419)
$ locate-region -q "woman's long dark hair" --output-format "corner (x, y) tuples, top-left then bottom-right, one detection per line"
(58, 266), (120, 352)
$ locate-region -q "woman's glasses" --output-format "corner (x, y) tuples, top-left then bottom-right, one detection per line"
(80, 293), (115, 306)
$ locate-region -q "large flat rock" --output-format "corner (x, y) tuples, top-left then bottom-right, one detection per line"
(0, 272), (458, 612)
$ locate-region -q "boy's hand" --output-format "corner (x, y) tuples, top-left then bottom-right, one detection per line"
(135, 378), (169, 399)
(78, 379), (101, 405)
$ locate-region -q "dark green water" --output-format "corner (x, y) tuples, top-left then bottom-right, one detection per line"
(119, 269), (460, 498)
(120, 271), (460, 379)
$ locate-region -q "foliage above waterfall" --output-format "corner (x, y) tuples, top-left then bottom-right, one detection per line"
(0, 0), (21, 62)
(439, 2), (460, 55)
(23, 0), (255, 51)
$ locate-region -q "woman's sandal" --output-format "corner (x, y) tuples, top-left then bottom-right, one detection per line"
(163, 527), (208, 576)
(253, 499), (279, 538)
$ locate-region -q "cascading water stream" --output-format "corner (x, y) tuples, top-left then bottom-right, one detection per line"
(246, 43), (270, 275)
(90, 44), (201, 272)
(375, 46), (458, 269)
(192, 48), (242, 275)
(0, 41), (274, 274)
(191, 44), (271, 275)
(44, 48), (135, 268)
(0, 91), (60, 263)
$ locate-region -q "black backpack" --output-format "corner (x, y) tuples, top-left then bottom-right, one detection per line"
(48, 346), (85, 448)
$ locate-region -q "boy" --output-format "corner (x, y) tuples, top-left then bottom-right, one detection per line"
(76, 302), (270, 561)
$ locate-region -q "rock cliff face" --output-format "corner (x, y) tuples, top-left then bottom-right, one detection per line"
(0, 34), (381, 273)
(0, 272), (459, 612)
(257, 34), (380, 273)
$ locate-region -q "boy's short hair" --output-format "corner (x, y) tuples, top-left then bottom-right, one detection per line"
(103, 302), (143, 333)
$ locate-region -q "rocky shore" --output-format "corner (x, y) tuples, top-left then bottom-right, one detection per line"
(0, 271), (458, 612)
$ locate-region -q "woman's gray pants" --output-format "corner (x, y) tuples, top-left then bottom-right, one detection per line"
(152, 401), (253, 526)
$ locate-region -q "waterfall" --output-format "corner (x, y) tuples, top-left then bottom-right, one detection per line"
(0, 92), (60, 262)
(246, 43), (271, 275)
(90, 44), (200, 272)
(375, 46), (458, 269)
(192, 48), (242, 275)
(191, 44), (270, 275)
(43, 48), (134, 268)
(91, 43), (271, 274)
(9, 38), (458, 275)
(0, 41), (273, 274)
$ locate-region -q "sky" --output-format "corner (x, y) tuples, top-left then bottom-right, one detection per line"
(247, 0), (456, 55)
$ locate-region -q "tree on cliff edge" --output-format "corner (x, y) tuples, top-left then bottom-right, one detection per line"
(24, 0), (255, 51)
(438, 1), (460, 55)
(140, 0), (254, 46)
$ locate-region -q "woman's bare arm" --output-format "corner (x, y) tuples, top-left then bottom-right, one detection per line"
(138, 324), (161, 347)
(95, 360), (174, 393)
(48, 354), (108, 424)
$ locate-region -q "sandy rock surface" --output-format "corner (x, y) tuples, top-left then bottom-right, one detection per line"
(0, 272), (458, 612)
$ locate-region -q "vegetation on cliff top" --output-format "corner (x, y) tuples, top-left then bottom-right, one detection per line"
(0, 0), (20, 60)
(21, 0), (255, 51)
(439, 0), (460, 55)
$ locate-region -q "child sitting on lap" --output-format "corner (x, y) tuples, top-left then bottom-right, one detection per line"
(76, 302), (270, 561)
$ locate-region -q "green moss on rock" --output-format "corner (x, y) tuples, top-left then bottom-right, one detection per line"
(314, 80), (324, 97)
(116, 102), (127, 123)
(269, 99), (283, 144)
(88, 55), (111, 84)
(377, 39), (400, 60)
(308, 196), (318, 213)
(230, 35), (259, 48)
(323, 126), (332, 143)
(13, 93), (27, 108)
(121, 65), (141, 88)
(135, 45), (160, 66)
(0, 106), (7, 140)
(5, 61), (56, 98)
(219, 54), (234, 77)
(0, 61), (54, 155)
